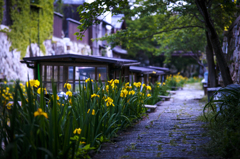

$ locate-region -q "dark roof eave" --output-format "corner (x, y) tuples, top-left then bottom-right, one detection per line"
(23, 54), (138, 66)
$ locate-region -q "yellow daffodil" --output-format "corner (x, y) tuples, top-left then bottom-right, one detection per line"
(85, 78), (94, 83)
(37, 88), (47, 94)
(125, 82), (129, 86)
(73, 128), (82, 135)
(64, 83), (72, 90)
(146, 86), (151, 90)
(52, 94), (60, 100)
(6, 102), (12, 109)
(120, 89), (128, 98)
(92, 109), (95, 115)
(106, 85), (109, 92)
(26, 80), (40, 88)
(163, 82), (166, 85)
(34, 108), (48, 118)
(108, 79), (113, 85)
(147, 94), (151, 97)
(114, 79), (119, 84)
(99, 73), (101, 78)
(105, 97), (115, 107)
(4, 81), (7, 84)
(87, 109), (90, 113)
(129, 90), (135, 95)
(91, 94), (100, 98)
(66, 91), (72, 97)
(69, 98), (72, 105)
(133, 82), (141, 88)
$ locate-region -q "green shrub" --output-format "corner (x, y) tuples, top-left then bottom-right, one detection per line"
(203, 84), (240, 158)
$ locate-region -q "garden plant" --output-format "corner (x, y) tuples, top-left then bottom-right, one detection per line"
(203, 84), (240, 158)
(0, 76), (158, 158)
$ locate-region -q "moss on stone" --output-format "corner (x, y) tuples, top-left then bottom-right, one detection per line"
(5, 0), (53, 58)
(0, 0), (4, 23)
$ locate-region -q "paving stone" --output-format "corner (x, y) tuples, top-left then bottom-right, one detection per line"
(93, 83), (215, 159)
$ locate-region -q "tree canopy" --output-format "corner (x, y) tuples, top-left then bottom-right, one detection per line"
(77, 0), (239, 86)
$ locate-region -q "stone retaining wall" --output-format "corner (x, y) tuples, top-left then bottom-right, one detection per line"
(0, 25), (91, 82)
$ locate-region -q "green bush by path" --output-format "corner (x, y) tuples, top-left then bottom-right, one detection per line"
(0, 78), (157, 158)
(203, 84), (240, 158)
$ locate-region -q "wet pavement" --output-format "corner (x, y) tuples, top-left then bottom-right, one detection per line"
(93, 83), (213, 159)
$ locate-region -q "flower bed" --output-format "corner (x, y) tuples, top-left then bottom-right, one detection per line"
(0, 78), (155, 158)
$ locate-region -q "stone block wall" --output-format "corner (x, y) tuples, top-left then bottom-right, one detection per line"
(0, 24), (91, 82)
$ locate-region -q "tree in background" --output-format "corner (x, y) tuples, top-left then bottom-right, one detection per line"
(76, 0), (238, 86)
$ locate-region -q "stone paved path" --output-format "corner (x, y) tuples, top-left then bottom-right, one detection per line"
(93, 83), (212, 159)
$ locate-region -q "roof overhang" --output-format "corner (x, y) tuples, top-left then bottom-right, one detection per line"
(22, 53), (139, 67)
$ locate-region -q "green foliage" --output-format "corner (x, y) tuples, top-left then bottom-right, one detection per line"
(165, 73), (187, 88)
(76, 0), (238, 67)
(0, 0), (3, 24)
(4, 0), (53, 58)
(0, 78), (152, 158)
(186, 77), (202, 84)
(203, 84), (240, 158)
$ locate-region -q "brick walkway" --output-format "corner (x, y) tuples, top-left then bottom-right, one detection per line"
(93, 83), (213, 159)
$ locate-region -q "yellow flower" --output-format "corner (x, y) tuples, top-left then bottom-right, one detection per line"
(64, 83), (72, 90)
(66, 91), (72, 97)
(125, 82), (129, 86)
(105, 97), (115, 107)
(73, 128), (82, 135)
(106, 85), (109, 92)
(146, 86), (151, 90)
(91, 94), (100, 98)
(163, 82), (166, 85)
(37, 88), (47, 94)
(133, 82), (141, 88)
(142, 84), (146, 87)
(52, 94), (60, 100)
(4, 81), (7, 84)
(92, 109), (95, 115)
(80, 141), (86, 144)
(152, 71), (156, 74)
(129, 90), (135, 95)
(114, 79), (119, 84)
(6, 102), (12, 109)
(87, 109), (90, 113)
(34, 108), (48, 118)
(108, 79), (113, 85)
(69, 98), (72, 105)
(147, 94), (151, 97)
(26, 80), (40, 88)
(84, 86), (86, 90)
(99, 73), (101, 78)
(128, 86), (132, 89)
(120, 89), (128, 98)
(85, 78), (94, 83)
(62, 104), (64, 106)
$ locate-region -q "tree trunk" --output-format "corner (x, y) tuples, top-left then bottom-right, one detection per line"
(205, 31), (217, 87)
(195, 0), (233, 86)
